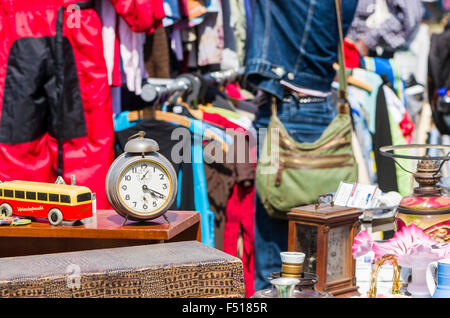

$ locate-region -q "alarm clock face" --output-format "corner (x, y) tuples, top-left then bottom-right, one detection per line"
(117, 160), (173, 217)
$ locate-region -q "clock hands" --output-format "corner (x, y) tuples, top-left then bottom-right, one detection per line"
(140, 169), (150, 180)
(142, 185), (166, 199)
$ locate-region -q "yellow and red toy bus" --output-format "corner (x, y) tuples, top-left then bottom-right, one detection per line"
(0, 180), (93, 226)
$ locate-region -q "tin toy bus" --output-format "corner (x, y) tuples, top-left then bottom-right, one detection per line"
(0, 180), (93, 226)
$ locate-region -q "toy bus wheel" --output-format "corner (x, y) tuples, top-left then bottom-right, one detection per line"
(48, 208), (63, 226)
(0, 203), (12, 217)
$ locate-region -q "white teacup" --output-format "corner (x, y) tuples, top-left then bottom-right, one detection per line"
(280, 252), (305, 264)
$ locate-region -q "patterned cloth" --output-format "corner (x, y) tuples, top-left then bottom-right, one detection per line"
(346, 0), (424, 51)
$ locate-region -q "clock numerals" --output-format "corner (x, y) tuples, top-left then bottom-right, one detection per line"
(119, 161), (172, 215)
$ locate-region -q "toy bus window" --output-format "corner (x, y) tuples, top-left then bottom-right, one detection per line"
(49, 193), (59, 202)
(0, 189), (2, 196)
(4, 190), (13, 198)
(60, 195), (71, 203)
(37, 192), (48, 201)
(77, 193), (91, 202)
(26, 192), (36, 200)
(15, 190), (25, 199)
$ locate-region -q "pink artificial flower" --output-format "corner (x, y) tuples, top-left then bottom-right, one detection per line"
(352, 224), (444, 261)
(398, 244), (441, 267)
(352, 230), (373, 258)
(434, 243), (450, 259)
(372, 225), (436, 259)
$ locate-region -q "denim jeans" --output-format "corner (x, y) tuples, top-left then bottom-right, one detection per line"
(246, 0), (357, 99)
(254, 94), (336, 291)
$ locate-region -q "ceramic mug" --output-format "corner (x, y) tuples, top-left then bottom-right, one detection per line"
(280, 252), (305, 279)
(426, 258), (450, 298)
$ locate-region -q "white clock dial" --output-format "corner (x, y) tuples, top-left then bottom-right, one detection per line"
(117, 160), (172, 216)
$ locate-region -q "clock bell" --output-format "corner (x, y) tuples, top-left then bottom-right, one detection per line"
(287, 196), (363, 296)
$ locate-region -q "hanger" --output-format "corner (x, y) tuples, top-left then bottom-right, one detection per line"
(176, 101), (204, 121)
(127, 109), (229, 152)
(164, 91), (205, 121)
(333, 63), (372, 92)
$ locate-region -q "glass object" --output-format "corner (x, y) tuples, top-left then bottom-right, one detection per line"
(295, 224), (317, 273)
(253, 272), (333, 298)
(367, 254), (401, 298)
(327, 226), (349, 282)
(270, 278), (300, 298)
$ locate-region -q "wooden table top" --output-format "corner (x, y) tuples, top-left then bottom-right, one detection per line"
(0, 210), (200, 241)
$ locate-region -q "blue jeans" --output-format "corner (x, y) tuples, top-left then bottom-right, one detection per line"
(246, 0), (358, 99)
(254, 94), (336, 291)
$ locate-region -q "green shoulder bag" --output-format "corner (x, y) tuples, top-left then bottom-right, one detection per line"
(255, 0), (358, 219)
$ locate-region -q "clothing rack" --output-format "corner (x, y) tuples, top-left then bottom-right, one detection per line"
(140, 67), (246, 103)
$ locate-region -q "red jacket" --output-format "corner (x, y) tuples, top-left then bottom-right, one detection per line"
(0, 0), (164, 210)
(109, 0), (165, 33)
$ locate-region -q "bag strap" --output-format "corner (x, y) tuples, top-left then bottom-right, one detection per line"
(335, 0), (350, 115)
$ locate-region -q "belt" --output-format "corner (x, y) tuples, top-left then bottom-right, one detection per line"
(297, 96), (328, 104)
(284, 95), (328, 104)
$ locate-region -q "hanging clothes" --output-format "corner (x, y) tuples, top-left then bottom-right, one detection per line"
(144, 27), (171, 79)
(197, 0), (224, 67)
(383, 85), (415, 144)
(347, 86), (377, 185)
(363, 56), (406, 105)
(0, 0), (114, 209)
(351, 67), (384, 134)
(97, 0), (166, 95)
(229, 0), (247, 66)
(224, 183), (255, 297)
(200, 109), (256, 297)
(372, 84), (399, 193)
(109, 0), (165, 33)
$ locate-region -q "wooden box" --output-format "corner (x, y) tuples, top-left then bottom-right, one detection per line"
(0, 241), (245, 298)
(288, 204), (363, 296)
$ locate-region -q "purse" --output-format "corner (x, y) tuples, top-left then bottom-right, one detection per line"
(255, 0), (358, 219)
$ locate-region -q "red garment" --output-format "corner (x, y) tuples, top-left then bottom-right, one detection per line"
(109, 0), (165, 34)
(400, 111), (415, 144)
(225, 83), (245, 100)
(344, 39), (361, 69)
(0, 0), (114, 209)
(201, 111), (256, 297)
(224, 184), (255, 297)
(202, 112), (243, 131)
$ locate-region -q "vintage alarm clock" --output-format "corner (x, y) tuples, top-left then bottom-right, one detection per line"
(105, 131), (178, 221)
